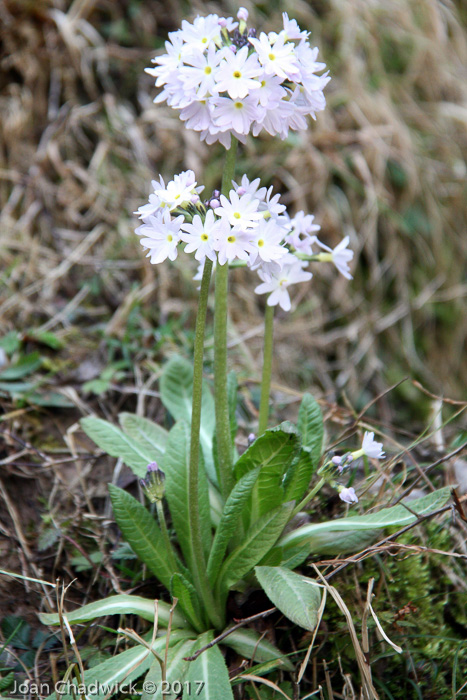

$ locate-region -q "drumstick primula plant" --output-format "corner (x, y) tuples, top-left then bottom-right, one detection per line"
(41, 8), (451, 698)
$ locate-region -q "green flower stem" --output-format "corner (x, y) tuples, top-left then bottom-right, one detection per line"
(155, 500), (178, 575)
(214, 137), (238, 500)
(290, 477), (327, 520)
(258, 301), (275, 435)
(188, 258), (224, 629)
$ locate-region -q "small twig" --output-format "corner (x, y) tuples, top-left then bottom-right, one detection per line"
(184, 607), (276, 662)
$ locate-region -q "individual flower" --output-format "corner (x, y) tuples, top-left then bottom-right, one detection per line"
(215, 190), (263, 229)
(248, 218), (287, 266)
(361, 431), (385, 459)
(214, 45), (262, 99)
(254, 257), (312, 311)
(179, 14), (223, 54)
(211, 94), (264, 135)
(232, 175), (267, 200)
(249, 32), (300, 81)
(154, 170), (203, 211)
(338, 486), (358, 504)
(180, 45), (225, 98)
(315, 235), (354, 280)
(215, 225), (255, 265)
(180, 210), (220, 262)
(136, 209), (183, 264)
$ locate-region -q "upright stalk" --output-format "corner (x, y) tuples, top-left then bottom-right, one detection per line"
(214, 138), (238, 500)
(258, 301), (274, 435)
(188, 258), (224, 629)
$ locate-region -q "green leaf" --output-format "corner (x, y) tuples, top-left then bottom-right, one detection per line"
(119, 413), (168, 464)
(108, 485), (180, 593)
(81, 417), (155, 477)
(280, 487), (452, 550)
(142, 638), (197, 700)
(255, 566), (321, 632)
(234, 423), (300, 523)
(159, 355), (216, 483)
(224, 629), (293, 671)
(44, 630), (191, 700)
(206, 467), (260, 584)
(0, 352), (42, 380)
(171, 573), (205, 632)
(185, 632), (234, 700)
(217, 503), (294, 594)
(38, 594), (188, 629)
(284, 448), (315, 503)
(164, 422), (212, 567)
(298, 393), (323, 463)
(0, 671), (14, 691)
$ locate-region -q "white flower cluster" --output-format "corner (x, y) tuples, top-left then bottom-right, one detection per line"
(135, 171), (354, 312)
(146, 8), (330, 148)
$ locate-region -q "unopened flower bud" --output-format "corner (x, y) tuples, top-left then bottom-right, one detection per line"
(237, 7), (249, 22)
(247, 432), (256, 446)
(141, 461), (166, 502)
(229, 44), (237, 53)
(210, 198), (220, 209)
(237, 186), (246, 196)
(218, 17), (227, 28)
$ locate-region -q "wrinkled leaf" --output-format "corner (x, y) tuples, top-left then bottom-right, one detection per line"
(207, 467), (260, 584)
(108, 485), (180, 593)
(255, 566), (321, 631)
(224, 628), (293, 671)
(234, 424), (300, 523)
(159, 355), (216, 483)
(164, 422), (212, 566)
(185, 632), (234, 700)
(81, 417), (154, 477)
(297, 393), (324, 466)
(280, 487), (452, 550)
(142, 638), (197, 700)
(119, 413), (168, 464)
(44, 630), (191, 700)
(171, 573), (205, 632)
(39, 594), (188, 629)
(218, 503), (294, 594)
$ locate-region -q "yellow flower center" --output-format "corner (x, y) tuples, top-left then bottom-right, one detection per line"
(227, 235), (236, 243)
(233, 70), (242, 78)
(233, 212), (241, 219)
(167, 235), (173, 242)
(268, 53), (276, 61)
(234, 101), (243, 110)
(204, 66), (212, 75)
(201, 233), (208, 241)
(258, 239), (264, 247)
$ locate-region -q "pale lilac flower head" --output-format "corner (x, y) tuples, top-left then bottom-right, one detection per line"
(145, 11), (329, 147)
(254, 256), (312, 312)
